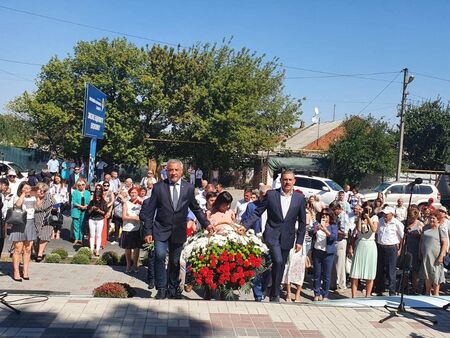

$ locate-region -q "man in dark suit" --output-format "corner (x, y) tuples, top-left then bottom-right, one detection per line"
(68, 166), (83, 189)
(140, 159), (210, 299)
(243, 170), (306, 302)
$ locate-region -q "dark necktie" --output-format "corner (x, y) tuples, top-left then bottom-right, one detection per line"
(172, 183), (179, 209)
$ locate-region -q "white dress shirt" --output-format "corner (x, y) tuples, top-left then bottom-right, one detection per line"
(377, 217), (404, 245)
(395, 206), (408, 222)
(280, 189), (293, 219)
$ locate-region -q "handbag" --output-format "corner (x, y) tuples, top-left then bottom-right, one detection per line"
(5, 207), (27, 232)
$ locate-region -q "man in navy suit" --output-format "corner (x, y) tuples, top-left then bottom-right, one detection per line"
(140, 159), (210, 299)
(243, 170), (306, 302)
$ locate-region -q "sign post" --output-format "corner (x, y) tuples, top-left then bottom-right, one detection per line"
(83, 83), (106, 183)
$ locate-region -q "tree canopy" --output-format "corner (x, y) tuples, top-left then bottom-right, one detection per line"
(403, 99), (450, 170)
(8, 38), (302, 168)
(327, 116), (396, 185)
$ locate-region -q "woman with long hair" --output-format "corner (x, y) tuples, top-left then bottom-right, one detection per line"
(71, 179), (91, 245)
(349, 204), (378, 297)
(87, 190), (108, 256)
(206, 191), (236, 234)
(9, 181), (37, 281)
(312, 208), (338, 301)
(405, 205), (424, 294)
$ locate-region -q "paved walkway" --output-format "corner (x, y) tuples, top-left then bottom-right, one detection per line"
(0, 295), (449, 337)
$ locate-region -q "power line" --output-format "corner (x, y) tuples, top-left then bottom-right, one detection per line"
(0, 4), (183, 48)
(0, 68), (34, 82)
(413, 72), (450, 83)
(0, 57), (43, 67)
(358, 71), (402, 114)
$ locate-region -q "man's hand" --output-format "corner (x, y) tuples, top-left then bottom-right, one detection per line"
(295, 244), (302, 253)
(144, 235), (153, 244)
(436, 255), (444, 265)
(206, 224), (214, 233)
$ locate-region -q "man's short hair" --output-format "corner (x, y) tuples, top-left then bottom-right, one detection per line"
(244, 187), (253, 194)
(167, 159), (183, 168)
(281, 169), (295, 178)
(0, 178), (9, 186)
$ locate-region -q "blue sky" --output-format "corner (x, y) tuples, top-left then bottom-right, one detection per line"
(0, 0), (449, 126)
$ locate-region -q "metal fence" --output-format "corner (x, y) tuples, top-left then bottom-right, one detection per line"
(0, 145), (50, 172)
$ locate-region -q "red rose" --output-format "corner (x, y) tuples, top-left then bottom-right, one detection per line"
(199, 255), (205, 261)
(239, 279), (245, 286)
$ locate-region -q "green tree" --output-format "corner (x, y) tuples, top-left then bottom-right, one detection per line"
(327, 116), (396, 185)
(8, 38), (302, 169)
(403, 99), (450, 170)
(0, 114), (34, 147)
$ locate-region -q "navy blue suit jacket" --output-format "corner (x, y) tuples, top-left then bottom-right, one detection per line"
(140, 179), (208, 243)
(312, 222), (338, 254)
(243, 189), (306, 250)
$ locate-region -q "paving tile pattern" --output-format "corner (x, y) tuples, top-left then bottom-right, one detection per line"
(0, 296), (449, 337)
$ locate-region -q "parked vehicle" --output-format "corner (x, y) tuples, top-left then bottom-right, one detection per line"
(0, 161), (28, 179)
(361, 182), (441, 208)
(272, 174), (343, 205)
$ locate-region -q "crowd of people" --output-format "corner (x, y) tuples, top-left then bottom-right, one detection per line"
(0, 157), (449, 303)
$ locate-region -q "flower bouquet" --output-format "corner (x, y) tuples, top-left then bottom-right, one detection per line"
(182, 225), (270, 297)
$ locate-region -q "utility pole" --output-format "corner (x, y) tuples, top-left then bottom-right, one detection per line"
(396, 68), (414, 181)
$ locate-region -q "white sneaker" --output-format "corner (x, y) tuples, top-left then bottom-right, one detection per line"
(111, 241), (118, 245)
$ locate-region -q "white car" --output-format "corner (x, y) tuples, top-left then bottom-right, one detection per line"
(0, 161), (28, 179)
(272, 174), (343, 205)
(361, 182), (441, 207)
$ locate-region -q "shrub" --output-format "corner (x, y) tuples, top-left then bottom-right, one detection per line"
(51, 248), (68, 260)
(93, 282), (127, 298)
(101, 251), (119, 266)
(95, 258), (107, 265)
(93, 282), (135, 298)
(44, 253), (61, 263)
(77, 247), (93, 259)
(71, 253), (91, 264)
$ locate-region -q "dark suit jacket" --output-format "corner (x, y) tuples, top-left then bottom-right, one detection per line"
(243, 189), (306, 250)
(140, 179), (208, 243)
(68, 173), (84, 189)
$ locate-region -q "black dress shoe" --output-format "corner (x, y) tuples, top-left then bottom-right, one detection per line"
(12, 277), (22, 282)
(269, 296), (280, 303)
(155, 289), (167, 300)
(147, 280), (155, 290)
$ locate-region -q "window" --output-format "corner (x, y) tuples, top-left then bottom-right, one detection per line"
(0, 164), (7, 175)
(389, 185), (404, 194)
(419, 185), (433, 195)
(295, 177), (310, 188)
(310, 179), (325, 191)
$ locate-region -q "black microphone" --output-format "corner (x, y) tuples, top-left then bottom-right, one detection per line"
(407, 178), (423, 187)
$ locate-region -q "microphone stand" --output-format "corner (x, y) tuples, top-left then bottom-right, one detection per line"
(379, 180), (436, 325)
(0, 292), (21, 314)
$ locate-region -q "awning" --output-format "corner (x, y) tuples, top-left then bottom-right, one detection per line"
(267, 156), (329, 175)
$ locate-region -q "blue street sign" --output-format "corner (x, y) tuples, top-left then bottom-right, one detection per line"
(83, 83), (106, 139)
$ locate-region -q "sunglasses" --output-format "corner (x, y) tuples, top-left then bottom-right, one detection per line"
(103, 184), (110, 187)
(78, 183), (86, 186)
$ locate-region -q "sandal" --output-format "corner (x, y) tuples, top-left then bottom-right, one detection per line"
(36, 256), (43, 263)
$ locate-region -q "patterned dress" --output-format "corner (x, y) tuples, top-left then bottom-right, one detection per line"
(35, 195), (56, 241)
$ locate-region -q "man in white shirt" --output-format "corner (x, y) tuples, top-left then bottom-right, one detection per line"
(331, 202), (350, 292)
(6, 170), (21, 196)
(140, 170), (157, 187)
(96, 160), (108, 181)
(47, 155), (60, 176)
(110, 170), (121, 194)
(235, 188), (253, 224)
(394, 198), (407, 222)
(375, 206), (404, 296)
(195, 183), (215, 211)
(195, 168), (203, 188)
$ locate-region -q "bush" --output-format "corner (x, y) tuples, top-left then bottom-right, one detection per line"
(44, 253), (61, 263)
(51, 248), (68, 260)
(77, 247), (93, 259)
(93, 282), (135, 298)
(95, 258), (107, 265)
(101, 251), (119, 266)
(71, 253), (91, 264)
(93, 282), (127, 298)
